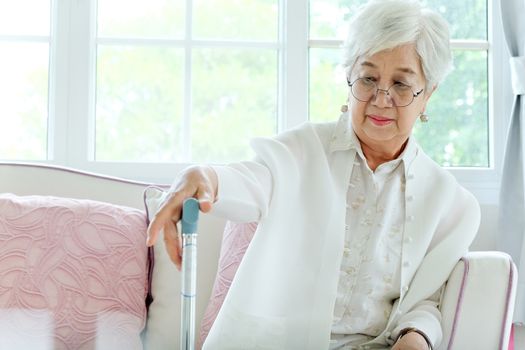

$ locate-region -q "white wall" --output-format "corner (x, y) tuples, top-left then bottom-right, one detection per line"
(471, 204), (499, 251)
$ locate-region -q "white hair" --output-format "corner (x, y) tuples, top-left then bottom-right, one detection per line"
(342, 0), (453, 90)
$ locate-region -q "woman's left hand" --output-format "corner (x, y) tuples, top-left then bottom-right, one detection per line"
(391, 331), (430, 350)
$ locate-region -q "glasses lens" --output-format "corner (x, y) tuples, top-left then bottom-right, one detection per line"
(351, 78), (376, 102)
(389, 84), (414, 107)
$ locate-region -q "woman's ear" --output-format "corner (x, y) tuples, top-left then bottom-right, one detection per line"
(424, 84), (438, 102)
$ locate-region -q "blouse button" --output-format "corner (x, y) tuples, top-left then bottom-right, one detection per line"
(407, 195), (414, 201)
(407, 215), (415, 222)
(407, 173), (415, 180)
(404, 237), (413, 243)
(402, 285), (409, 292)
(403, 261), (410, 268)
(385, 331), (392, 338)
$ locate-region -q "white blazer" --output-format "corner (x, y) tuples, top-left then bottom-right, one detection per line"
(205, 113), (481, 350)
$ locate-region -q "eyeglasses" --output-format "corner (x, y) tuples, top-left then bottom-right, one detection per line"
(347, 77), (424, 107)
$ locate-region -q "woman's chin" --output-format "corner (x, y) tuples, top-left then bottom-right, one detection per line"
(362, 125), (396, 143)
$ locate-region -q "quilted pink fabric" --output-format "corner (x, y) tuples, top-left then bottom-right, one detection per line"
(0, 194), (148, 349)
(198, 221), (257, 348)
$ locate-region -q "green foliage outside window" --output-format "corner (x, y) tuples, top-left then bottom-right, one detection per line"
(96, 0), (278, 163)
(0, 43), (48, 160)
(2, 0), (488, 167)
(96, 46), (185, 162)
(310, 0), (487, 40)
(191, 49), (277, 163)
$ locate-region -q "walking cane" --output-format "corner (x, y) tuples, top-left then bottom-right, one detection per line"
(180, 198), (200, 350)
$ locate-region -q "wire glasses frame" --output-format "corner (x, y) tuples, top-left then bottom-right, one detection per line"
(347, 77), (424, 107)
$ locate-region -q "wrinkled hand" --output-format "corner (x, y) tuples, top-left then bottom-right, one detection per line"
(146, 165), (218, 270)
(391, 331), (429, 350)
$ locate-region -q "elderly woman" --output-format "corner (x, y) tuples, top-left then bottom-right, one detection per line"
(146, 1), (480, 349)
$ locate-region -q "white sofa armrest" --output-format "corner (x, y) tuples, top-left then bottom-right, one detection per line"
(438, 251), (517, 350)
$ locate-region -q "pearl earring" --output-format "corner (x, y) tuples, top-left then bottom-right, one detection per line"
(341, 104), (349, 113)
(419, 113), (429, 123)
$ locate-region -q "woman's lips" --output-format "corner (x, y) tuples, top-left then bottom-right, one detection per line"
(367, 114), (394, 126)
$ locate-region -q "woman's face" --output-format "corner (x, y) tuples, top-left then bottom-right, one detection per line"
(348, 44), (434, 151)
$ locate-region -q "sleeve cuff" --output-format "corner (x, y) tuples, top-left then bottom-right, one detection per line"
(208, 165), (268, 222)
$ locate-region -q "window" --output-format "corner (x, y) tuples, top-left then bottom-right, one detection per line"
(95, 0), (279, 163)
(2, 0), (507, 203)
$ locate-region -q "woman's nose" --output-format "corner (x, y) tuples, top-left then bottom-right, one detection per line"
(372, 89), (394, 108)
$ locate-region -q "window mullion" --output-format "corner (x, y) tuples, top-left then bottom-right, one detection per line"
(48, 0), (70, 163)
(309, 39), (490, 51)
(282, 0), (309, 130)
(183, 0), (193, 162)
(450, 39), (489, 50)
(65, 0), (97, 168)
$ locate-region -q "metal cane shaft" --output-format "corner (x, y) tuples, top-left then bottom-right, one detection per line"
(181, 233), (197, 350)
(180, 198), (200, 350)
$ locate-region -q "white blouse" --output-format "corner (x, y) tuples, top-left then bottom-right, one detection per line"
(331, 131), (417, 340)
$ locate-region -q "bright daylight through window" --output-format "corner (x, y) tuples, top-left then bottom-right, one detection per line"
(0, 0), (50, 160)
(1, 0), (490, 170)
(96, 0), (278, 163)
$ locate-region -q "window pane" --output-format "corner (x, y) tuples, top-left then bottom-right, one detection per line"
(96, 46), (184, 161)
(309, 0), (367, 39)
(309, 0), (487, 40)
(97, 0), (184, 38)
(0, 43), (48, 160)
(413, 50), (488, 167)
(192, 49), (277, 163)
(420, 0), (487, 40)
(0, 0), (50, 35)
(193, 0), (278, 40)
(309, 48), (347, 123)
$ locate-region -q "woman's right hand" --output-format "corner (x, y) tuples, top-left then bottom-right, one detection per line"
(146, 165), (218, 270)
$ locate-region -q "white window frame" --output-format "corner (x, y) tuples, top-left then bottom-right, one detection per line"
(43, 0), (508, 205)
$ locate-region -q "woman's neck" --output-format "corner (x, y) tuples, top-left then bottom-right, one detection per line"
(359, 138), (408, 171)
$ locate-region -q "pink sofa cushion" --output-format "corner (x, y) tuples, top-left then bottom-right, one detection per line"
(0, 193), (149, 349)
(198, 221), (257, 347)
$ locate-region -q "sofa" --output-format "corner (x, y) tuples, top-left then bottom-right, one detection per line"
(0, 162), (517, 349)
